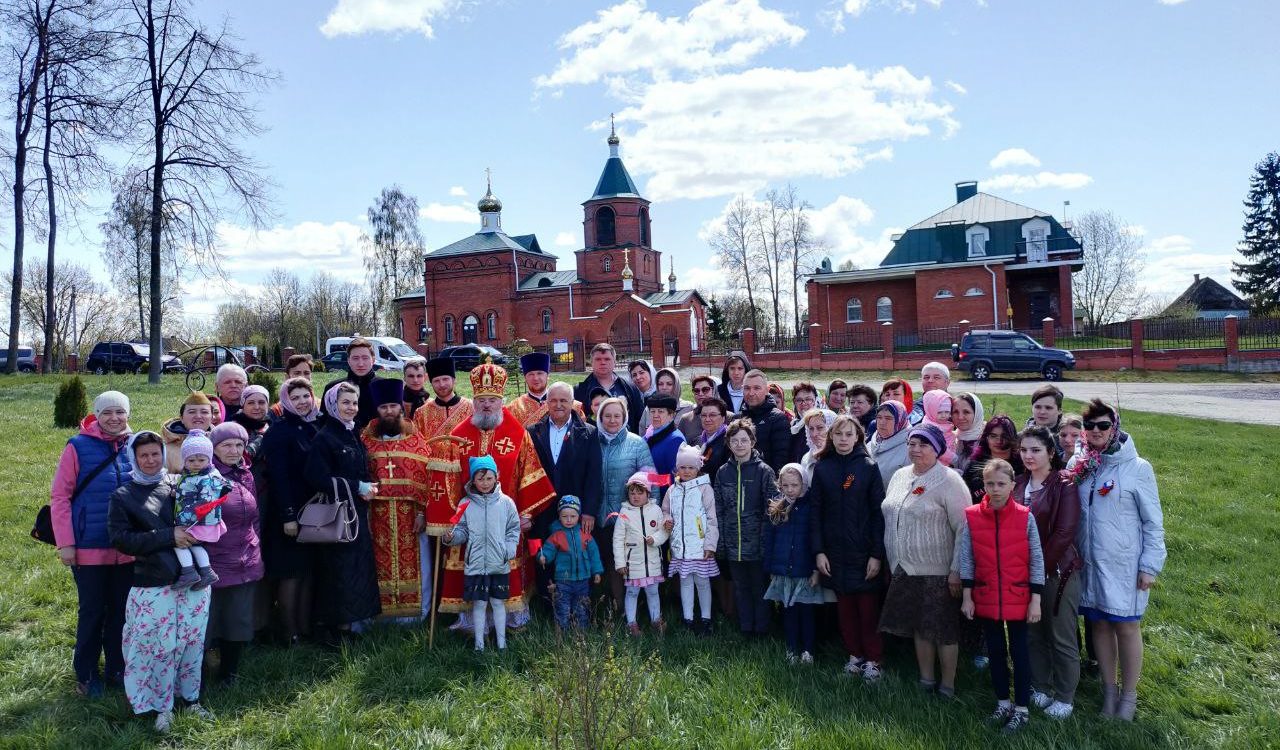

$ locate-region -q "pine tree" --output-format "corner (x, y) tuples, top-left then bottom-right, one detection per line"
(705, 296), (727, 341)
(1233, 152), (1280, 314)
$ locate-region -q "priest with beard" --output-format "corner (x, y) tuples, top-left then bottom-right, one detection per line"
(361, 379), (438, 622)
(507, 352), (584, 428)
(439, 362), (556, 632)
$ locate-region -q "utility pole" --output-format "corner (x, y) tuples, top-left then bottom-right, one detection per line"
(70, 286), (79, 363)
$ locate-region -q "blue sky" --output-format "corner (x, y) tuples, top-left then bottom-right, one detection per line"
(39, 0), (1280, 320)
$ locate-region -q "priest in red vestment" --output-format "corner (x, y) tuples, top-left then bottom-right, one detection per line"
(439, 361), (556, 629)
(362, 379), (439, 621)
(506, 352), (584, 427)
(413, 356), (474, 535)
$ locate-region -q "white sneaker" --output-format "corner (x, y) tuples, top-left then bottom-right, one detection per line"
(154, 710), (173, 733)
(843, 656), (865, 675)
(1045, 701), (1074, 719)
(861, 661), (883, 682)
(785, 651), (798, 665)
(1031, 689), (1054, 709)
(186, 702), (215, 721)
(799, 652), (814, 665)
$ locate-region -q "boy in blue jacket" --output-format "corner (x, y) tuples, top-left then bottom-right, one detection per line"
(537, 496), (604, 630)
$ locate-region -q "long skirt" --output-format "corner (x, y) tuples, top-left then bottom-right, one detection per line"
(122, 585), (210, 714)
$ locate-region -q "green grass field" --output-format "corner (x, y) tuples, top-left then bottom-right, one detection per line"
(1, 374), (1278, 749)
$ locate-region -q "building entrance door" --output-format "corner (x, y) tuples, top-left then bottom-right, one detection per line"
(462, 315), (479, 344)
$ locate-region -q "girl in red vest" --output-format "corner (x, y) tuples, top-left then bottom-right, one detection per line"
(956, 459), (1045, 734)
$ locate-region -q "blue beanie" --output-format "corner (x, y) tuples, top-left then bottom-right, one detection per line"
(558, 495), (581, 513)
(469, 454), (498, 479)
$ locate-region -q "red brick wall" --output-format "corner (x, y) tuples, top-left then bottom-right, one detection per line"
(809, 278), (918, 331)
(914, 266), (1004, 329)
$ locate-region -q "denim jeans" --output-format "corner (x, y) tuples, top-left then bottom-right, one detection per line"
(553, 579), (591, 629)
(983, 618), (1031, 706)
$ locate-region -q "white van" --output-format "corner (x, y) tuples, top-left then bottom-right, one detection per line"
(325, 335), (425, 372)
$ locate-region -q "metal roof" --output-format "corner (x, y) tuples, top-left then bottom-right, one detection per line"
(589, 157), (642, 200)
(643, 289), (697, 306)
(426, 230), (547, 258)
(517, 271), (580, 291)
(394, 285), (425, 301)
(907, 192), (1048, 231)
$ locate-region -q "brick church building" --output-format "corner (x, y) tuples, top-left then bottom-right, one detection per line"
(396, 128), (708, 364)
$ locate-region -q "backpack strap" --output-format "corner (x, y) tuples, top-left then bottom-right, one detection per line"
(70, 441), (124, 505)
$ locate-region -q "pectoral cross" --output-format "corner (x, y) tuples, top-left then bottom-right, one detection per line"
(494, 436), (516, 455)
(428, 481), (447, 502)
(383, 459), (398, 480)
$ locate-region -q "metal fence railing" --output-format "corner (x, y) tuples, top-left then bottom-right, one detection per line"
(1057, 321), (1132, 350)
(755, 335), (810, 354)
(1239, 317), (1280, 351)
(1142, 317), (1226, 351)
(689, 338), (741, 360)
(821, 329), (883, 353)
(894, 325), (964, 353)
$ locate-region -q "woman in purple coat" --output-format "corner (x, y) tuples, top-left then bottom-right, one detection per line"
(205, 422), (264, 685)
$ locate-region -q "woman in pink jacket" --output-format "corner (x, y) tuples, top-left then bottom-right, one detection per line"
(50, 391), (135, 697)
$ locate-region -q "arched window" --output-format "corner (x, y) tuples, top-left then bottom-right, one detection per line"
(416, 317), (427, 343)
(596, 206), (616, 246)
(964, 286), (985, 297)
(541, 308), (553, 333)
(603, 255), (613, 273)
(640, 207), (651, 246)
(935, 288), (955, 299)
(443, 315), (455, 343)
(643, 254), (651, 273)
(846, 298), (863, 323)
(486, 312), (497, 340)
(876, 296), (893, 322)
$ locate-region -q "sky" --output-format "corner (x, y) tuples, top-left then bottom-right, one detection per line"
(22, 0), (1280, 322)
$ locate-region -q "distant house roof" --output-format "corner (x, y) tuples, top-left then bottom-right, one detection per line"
(1165, 275), (1249, 313)
(426, 230), (549, 258)
(589, 156), (642, 201)
(518, 271), (579, 291)
(394, 286), (425, 302)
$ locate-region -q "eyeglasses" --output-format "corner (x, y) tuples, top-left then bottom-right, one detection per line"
(693, 386), (713, 394)
(1083, 420), (1113, 431)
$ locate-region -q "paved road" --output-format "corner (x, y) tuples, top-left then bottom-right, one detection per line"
(676, 370), (1280, 426)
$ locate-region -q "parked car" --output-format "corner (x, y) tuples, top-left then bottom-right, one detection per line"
(319, 350), (385, 374)
(437, 344), (508, 371)
(0, 346), (36, 373)
(324, 335), (424, 372)
(85, 342), (181, 375)
(951, 330), (1075, 381)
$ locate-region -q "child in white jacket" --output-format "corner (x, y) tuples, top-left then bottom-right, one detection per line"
(614, 471), (670, 636)
(662, 445), (719, 634)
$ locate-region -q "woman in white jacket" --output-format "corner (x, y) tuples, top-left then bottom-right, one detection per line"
(662, 446), (719, 634)
(1067, 399), (1166, 721)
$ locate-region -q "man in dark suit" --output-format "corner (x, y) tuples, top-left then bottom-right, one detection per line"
(528, 381), (603, 603)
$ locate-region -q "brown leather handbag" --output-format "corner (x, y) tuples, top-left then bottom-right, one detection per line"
(297, 477), (359, 544)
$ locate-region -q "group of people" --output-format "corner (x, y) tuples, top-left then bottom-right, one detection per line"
(50, 342), (1167, 735)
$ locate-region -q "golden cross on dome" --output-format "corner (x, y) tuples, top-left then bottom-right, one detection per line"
(622, 246), (630, 267)
(485, 167), (492, 191)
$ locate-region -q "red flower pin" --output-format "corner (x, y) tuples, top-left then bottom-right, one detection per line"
(912, 486), (926, 495)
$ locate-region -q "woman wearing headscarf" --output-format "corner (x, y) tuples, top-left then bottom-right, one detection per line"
(879, 424), (969, 697)
(716, 351), (752, 413)
(304, 381), (382, 639)
(879, 378), (913, 416)
(638, 367), (694, 434)
(796, 408), (837, 480)
(258, 377), (321, 644)
(950, 393), (985, 474)
(51, 391), (134, 697)
(107, 431), (213, 732)
(1068, 399), (1165, 721)
(868, 400), (911, 487)
(961, 415), (1024, 504)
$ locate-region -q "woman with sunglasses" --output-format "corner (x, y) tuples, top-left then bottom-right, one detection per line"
(961, 416), (1024, 504)
(1068, 399), (1165, 721)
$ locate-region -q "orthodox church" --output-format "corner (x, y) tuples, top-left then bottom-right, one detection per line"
(395, 126), (708, 364)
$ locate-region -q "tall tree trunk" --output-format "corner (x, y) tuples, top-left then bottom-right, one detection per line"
(41, 67), (56, 373)
(7, 138), (26, 374)
(146, 5), (164, 384)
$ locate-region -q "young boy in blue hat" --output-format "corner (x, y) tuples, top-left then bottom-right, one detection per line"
(537, 495), (603, 630)
(444, 455), (520, 651)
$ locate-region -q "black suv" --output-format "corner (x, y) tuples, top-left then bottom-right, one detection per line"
(951, 331), (1075, 381)
(85, 342), (181, 374)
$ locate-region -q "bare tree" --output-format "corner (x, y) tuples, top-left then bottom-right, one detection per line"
(100, 178), (180, 338)
(753, 189), (786, 337)
(362, 185), (424, 333)
(118, 0), (276, 383)
(1072, 210), (1146, 326)
(709, 195), (760, 333)
(2, 259), (127, 367)
(780, 184), (819, 335)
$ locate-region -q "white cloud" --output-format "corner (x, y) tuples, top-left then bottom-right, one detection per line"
(615, 65), (955, 201)
(217, 221), (366, 279)
(448, 186), (468, 197)
(682, 261), (735, 297)
(1138, 234), (1238, 297)
(945, 80), (967, 95)
(983, 171), (1092, 193)
(183, 278), (268, 319)
(826, 0), (946, 31)
(554, 231), (577, 247)
(319, 0), (460, 38)
(988, 147), (1040, 170)
(1144, 234), (1194, 255)
(419, 202), (477, 223)
(1157, 0), (1189, 5)
(535, 0), (805, 90)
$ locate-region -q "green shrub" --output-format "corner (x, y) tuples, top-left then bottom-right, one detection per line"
(248, 369), (279, 403)
(312, 360), (327, 373)
(54, 376), (89, 428)
(137, 361), (150, 374)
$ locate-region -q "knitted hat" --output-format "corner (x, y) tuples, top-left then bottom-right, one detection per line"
(675, 444), (705, 470)
(370, 377), (404, 408)
(241, 384), (270, 404)
(558, 495), (582, 514)
(181, 429), (214, 463)
(210, 421), (248, 448)
(469, 454), (498, 478)
(625, 471), (650, 489)
(520, 351), (551, 374)
(93, 390), (130, 417)
(908, 424), (947, 457)
(645, 393), (678, 412)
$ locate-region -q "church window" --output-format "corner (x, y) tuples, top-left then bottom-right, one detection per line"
(876, 296), (893, 322)
(846, 298), (863, 323)
(486, 312), (497, 340)
(644, 254), (651, 273)
(640, 207), (651, 246)
(542, 308), (553, 333)
(443, 315), (455, 343)
(603, 256), (612, 273)
(596, 206), (616, 246)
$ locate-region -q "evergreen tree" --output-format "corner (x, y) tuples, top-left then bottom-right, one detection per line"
(1233, 152), (1280, 314)
(705, 296), (726, 341)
